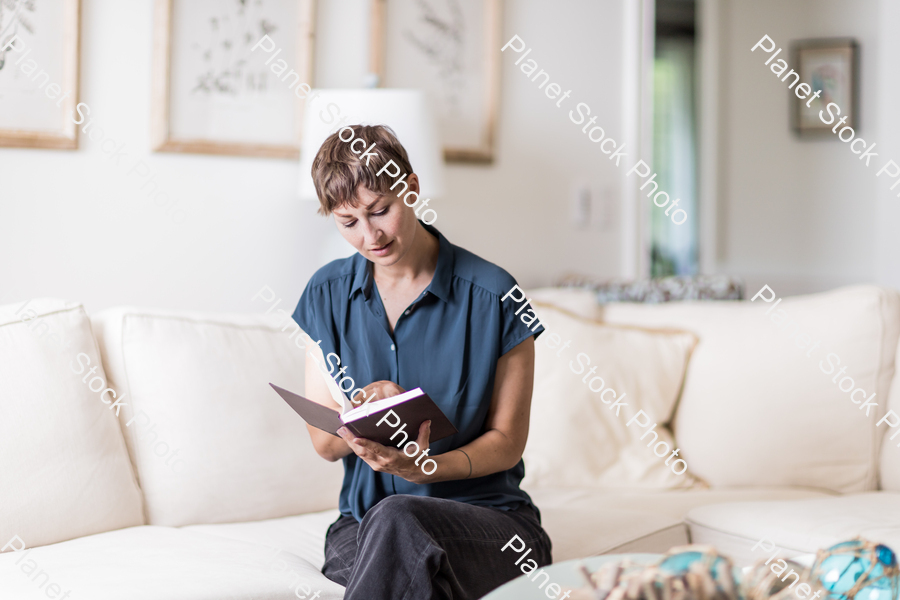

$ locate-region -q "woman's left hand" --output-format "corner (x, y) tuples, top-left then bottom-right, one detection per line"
(337, 420), (433, 484)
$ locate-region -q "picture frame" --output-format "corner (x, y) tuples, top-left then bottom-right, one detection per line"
(791, 38), (858, 135)
(0, 0), (81, 150)
(369, 0), (501, 163)
(152, 0), (316, 159)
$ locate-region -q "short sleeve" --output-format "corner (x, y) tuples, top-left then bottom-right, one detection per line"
(291, 279), (340, 361)
(498, 281), (544, 357)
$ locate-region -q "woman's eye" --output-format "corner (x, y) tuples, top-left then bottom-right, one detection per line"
(342, 220), (357, 228)
(373, 208), (388, 216)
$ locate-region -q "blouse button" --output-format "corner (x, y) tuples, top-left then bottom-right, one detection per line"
(390, 343), (396, 351)
(404, 309), (411, 315)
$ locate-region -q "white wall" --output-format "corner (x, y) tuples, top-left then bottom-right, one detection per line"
(0, 0), (635, 315)
(710, 0), (885, 296)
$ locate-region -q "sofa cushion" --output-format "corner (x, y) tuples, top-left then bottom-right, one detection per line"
(0, 299), (144, 552)
(91, 307), (344, 526)
(0, 525), (345, 599)
(686, 492), (900, 566)
(183, 508), (341, 571)
(601, 286), (900, 493)
(522, 302), (701, 490)
(527, 486), (834, 562)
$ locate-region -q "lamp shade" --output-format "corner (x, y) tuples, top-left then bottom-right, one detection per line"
(298, 89), (445, 201)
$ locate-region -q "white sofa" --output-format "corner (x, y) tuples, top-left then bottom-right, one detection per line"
(1, 285), (898, 599)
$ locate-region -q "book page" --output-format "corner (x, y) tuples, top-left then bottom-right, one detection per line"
(341, 388), (424, 423)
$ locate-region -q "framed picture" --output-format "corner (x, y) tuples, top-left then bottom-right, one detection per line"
(369, 0), (501, 163)
(152, 0), (316, 159)
(0, 0), (80, 150)
(792, 38), (858, 135)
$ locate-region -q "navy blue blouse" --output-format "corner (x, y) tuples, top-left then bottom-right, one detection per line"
(292, 223), (543, 521)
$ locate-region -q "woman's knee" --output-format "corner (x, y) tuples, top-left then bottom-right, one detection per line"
(367, 494), (432, 520)
(363, 495), (447, 534)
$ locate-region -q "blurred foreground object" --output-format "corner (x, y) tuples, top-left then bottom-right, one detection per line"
(573, 545), (739, 600)
(810, 538), (898, 600)
(566, 540), (899, 600)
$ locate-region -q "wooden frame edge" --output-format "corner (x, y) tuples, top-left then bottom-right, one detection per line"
(369, 0), (500, 163)
(474, 0), (501, 164)
(0, 130), (77, 150)
(150, 0), (172, 152)
(151, 0), (311, 159)
(0, 0), (81, 151)
(154, 139), (299, 159)
(790, 37), (859, 136)
(295, 0), (317, 150)
(368, 0), (386, 84)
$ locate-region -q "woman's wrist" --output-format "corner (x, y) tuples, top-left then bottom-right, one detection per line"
(409, 447), (469, 484)
(455, 449), (473, 479)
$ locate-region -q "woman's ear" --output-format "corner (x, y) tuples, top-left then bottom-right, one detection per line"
(406, 173), (420, 194)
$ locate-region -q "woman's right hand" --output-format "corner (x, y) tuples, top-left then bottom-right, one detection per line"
(353, 380), (406, 405)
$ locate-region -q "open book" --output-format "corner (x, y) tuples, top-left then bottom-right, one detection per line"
(270, 384), (458, 446)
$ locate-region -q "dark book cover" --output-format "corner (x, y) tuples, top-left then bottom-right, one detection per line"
(270, 384), (457, 446)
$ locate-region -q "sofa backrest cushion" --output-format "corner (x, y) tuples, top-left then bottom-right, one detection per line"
(0, 299), (144, 551)
(522, 302), (703, 490)
(601, 286), (900, 493)
(527, 287), (605, 321)
(91, 307), (344, 526)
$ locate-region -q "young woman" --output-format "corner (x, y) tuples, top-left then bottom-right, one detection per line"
(292, 124), (552, 600)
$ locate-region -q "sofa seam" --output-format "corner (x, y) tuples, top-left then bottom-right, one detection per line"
(599, 522), (687, 555)
(0, 303), (84, 329)
(872, 288), (895, 491)
(873, 290), (885, 490)
(530, 299), (701, 338)
(100, 309), (296, 334)
(118, 313), (151, 525)
(683, 517), (811, 555)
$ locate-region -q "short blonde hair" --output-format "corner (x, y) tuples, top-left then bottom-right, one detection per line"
(311, 124), (414, 216)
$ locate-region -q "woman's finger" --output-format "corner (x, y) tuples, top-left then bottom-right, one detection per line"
(337, 427), (372, 457)
(416, 420), (432, 450)
(351, 383), (378, 405)
(337, 426), (359, 444)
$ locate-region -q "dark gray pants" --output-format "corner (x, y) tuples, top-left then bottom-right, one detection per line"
(321, 495), (552, 600)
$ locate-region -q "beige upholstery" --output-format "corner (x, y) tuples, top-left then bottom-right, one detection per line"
(686, 492), (900, 566)
(0, 525), (344, 600)
(527, 486), (835, 562)
(3, 286), (899, 599)
(0, 299), (144, 551)
(184, 508), (341, 571)
(600, 286), (900, 493)
(91, 307), (343, 526)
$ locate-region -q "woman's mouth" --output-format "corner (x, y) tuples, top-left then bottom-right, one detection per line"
(370, 241), (393, 256)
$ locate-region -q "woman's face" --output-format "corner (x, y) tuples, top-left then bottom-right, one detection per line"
(332, 174), (421, 267)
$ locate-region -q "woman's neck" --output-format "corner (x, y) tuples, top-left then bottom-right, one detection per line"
(374, 223), (439, 288)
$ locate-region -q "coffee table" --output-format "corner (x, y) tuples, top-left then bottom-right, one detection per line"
(481, 553), (661, 600)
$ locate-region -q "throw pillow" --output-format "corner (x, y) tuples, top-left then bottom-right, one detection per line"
(522, 302), (703, 490)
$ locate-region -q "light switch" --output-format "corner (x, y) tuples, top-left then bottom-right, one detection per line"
(571, 183), (591, 228)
